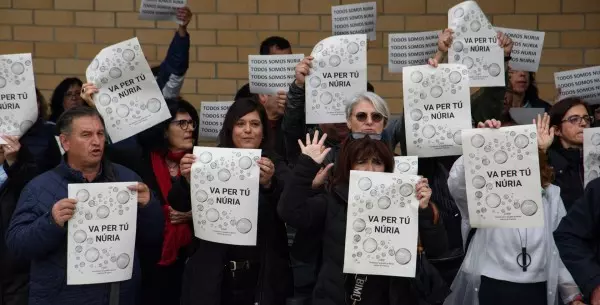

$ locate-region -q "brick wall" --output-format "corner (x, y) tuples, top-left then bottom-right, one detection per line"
(0, 0), (599, 115)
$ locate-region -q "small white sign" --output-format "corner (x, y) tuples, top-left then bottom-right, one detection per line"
(388, 31), (441, 73)
(495, 27), (545, 72)
(584, 128), (600, 187)
(139, 0), (187, 24)
(332, 2), (377, 41)
(554, 66), (600, 105)
(248, 54), (304, 95)
(199, 101), (233, 139)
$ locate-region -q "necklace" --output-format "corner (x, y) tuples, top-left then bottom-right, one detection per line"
(516, 228), (531, 272)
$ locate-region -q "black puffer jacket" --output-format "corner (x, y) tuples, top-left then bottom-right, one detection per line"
(547, 143), (583, 211)
(174, 156), (293, 305)
(278, 155), (448, 305)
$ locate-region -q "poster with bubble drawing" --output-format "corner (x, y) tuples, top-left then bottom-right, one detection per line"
(248, 54), (304, 95)
(494, 27), (544, 73)
(403, 64), (472, 158)
(394, 156), (418, 175)
(461, 125), (544, 228)
(583, 128), (600, 187)
(344, 171), (419, 277)
(86, 37), (171, 143)
(67, 182), (138, 285)
(0, 53), (37, 144)
(306, 34), (367, 124)
(191, 147), (261, 246)
(448, 1), (505, 87)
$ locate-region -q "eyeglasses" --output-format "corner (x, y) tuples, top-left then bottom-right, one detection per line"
(171, 119), (197, 130)
(355, 112), (384, 123)
(561, 115), (593, 125)
(351, 132), (382, 141)
(64, 91), (80, 99)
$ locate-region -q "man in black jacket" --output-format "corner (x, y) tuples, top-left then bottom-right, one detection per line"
(555, 178), (600, 304)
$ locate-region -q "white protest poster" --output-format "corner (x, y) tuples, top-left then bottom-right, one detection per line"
(394, 156), (418, 175)
(67, 182), (138, 285)
(461, 125), (544, 228)
(248, 54), (304, 95)
(555, 66), (600, 105)
(190, 147), (261, 246)
(332, 2), (377, 41)
(86, 37), (171, 143)
(344, 171), (419, 277)
(306, 34), (367, 124)
(0, 53), (37, 144)
(495, 27), (544, 72)
(448, 1), (505, 87)
(388, 31), (441, 73)
(139, 0), (186, 23)
(199, 101), (233, 139)
(403, 64), (472, 157)
(583, 128), (600, 187)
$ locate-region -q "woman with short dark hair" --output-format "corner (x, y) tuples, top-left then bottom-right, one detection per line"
(48, 77), (85, 123)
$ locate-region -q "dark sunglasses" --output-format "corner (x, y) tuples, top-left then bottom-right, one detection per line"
(351, 132), (382, 141)
(171, 119), (197, 130)
(355, 112), (384, 123)
(561, 115), (593, 125)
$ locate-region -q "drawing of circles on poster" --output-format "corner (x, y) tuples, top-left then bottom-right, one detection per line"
(98, 94), (111, 106)
(488, 63), (501, 77)
(320, 92), (333, 105)
(109, 67), (122, 79)
(485, 193), (501, 208)
(396, 162), (411, 173)
(85, 247), (100, 262)
(592, 134), (600, 146)
(410, 71), (423, 83)
(116, 105), (130, 118)
(73, 230), (87, 243)
(77, 189), (90, 202)
(395, 248), (411, 265)
(363, 238), (377, 253)
(236, 218), (252, 234)
(462, 57), (474, 69)
(146, 98), (161, 113)
(452, 41), (463, 52)
(196, 190), (208, 202)
(206, 208), (220, 222)
(353, 218), (366, 232)
(377, 196), (391, 209)
(520, 200), (538, 216)
(116, 190), (130, 204)
(96, 205), (110, 219)
(494, 150), (508, 164)
(449, 71), (462, 84)
(122, 49), (135, 62)
(422, 125), (436, 139)
(410, 109), (423, 121)
(471, 134), (485, 148)
(358, 177), (372, 191)
(430, 86), (443, 98)
(472, 175), (486, 189)
(117, 253), (130, 269)
(399, 184), (414, 197)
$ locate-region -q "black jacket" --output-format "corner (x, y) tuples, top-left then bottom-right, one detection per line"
(278, 155), (448, 305)
(554, 178), (600, 301)
(547, 144), (583, 211)
(176, 155), (293, 305)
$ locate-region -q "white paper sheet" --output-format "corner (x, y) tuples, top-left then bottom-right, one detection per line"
(139, 0), (186, 24)
(190, 147), (261, 246)
(199, 101), (233, 139)
(448, 1), (505, 87)
(554, 66), (600, 105)
(403, 64), (472, 157)
(394, 156), (418, 175)
(388, 31), (441, 73)
(584, 128), (600, 187)
(0, 53), (37, 144)
(344, 171), (419, 278)
(509, 107), (545, 125)
(495, 27), (545, 72)
(86, 37), (172, 143)
(67, 182), (138, 285)
(305, 34), (367, 124)
(332, 2), (377, 41)
(248, 54), (304, 95)
(461, 125), (544, 228)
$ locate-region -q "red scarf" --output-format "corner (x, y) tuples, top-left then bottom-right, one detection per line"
(150, 150), (192, 266)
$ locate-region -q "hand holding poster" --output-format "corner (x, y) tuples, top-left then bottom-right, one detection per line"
(67, 182), (138, 285)
(248, 54), (304, 95)
(554, 66), (600, 104)
(0, 53), (37, 144)
(388, 31), (440, 73)
(461, 125), (544, 228)
(306, 34), (367, 124)
(583, 128), (600, 186)
(190, 147), (261, 246)
(403, 64), (472, 157)
(344, 171), (419, 277)
(139, 0), (186, 23)
(495, 27), (544, 72)
(86, 37), (171, 143)
(199, 101), (233, 139)
(448, 1), (505, 87)
(394, 156), (418, 175)
(331, 2), (377, 41)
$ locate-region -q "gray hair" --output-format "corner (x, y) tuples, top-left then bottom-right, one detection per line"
(345, 92), (390, 125)
(56, 106), (105, 135)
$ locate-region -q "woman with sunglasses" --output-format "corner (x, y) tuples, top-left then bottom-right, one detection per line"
(278, 132), (448, 305)
(537, 97), (592, 211)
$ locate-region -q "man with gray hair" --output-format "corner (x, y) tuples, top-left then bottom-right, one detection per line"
(6, 106), (164, 305)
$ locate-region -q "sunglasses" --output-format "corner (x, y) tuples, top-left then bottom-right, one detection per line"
(355, 112), (384, 123)
(351, 132), (382, 141)
(561, 115), (593, 126)
(171, 119), (197, 130)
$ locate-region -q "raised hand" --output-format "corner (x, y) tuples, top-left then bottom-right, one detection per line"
(180, 154), (196, 182)
(80, 82), (98, 107)
(295, 56), (313, 87)
(1, 135), (21, 166)
(415, 178), (432, 209)
(177, 7), (192, 28)
(535, 113), (554, 153)
(312, 163), (334, 189)
(275, 90), (287, 112)
(477, 119), (502, 129)
(497, 31), (514, 57)
(298, 130), (331, 164)
(438, 28), (454, 53)
(258, 157), (275, 187)
(51, 198), (77, 227)
(128, 183), (151, 208)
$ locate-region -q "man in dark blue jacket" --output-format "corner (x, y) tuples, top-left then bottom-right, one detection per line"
(6, 106), (164, 305)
